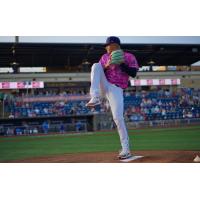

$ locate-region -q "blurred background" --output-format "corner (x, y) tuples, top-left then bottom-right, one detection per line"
(0, 36), (200, 136)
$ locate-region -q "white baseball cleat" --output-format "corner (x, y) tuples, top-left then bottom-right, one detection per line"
(118, 149), (132, 160)
(86, 96), (101, 107)
(120, 155), (144, 162)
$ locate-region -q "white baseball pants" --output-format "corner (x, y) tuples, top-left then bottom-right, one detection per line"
(90, 63), (130, 152)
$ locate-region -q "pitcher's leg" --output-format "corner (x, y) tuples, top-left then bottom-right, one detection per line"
(106, 84), (130, 152)
(87, 63), (108, 107)
(89, 63), (108, 97)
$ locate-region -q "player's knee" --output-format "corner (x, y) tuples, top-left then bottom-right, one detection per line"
(91, 63), (101, 72)
(92, 63), (99, 68)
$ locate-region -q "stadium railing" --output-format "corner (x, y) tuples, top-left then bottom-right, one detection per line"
(2, 123), (87, 136)
(97, 117), (200, 130)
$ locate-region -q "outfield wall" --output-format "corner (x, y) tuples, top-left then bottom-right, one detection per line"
(0, 115), (200, 136)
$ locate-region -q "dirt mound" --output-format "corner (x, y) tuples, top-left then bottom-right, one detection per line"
(9, 150), (200, 163)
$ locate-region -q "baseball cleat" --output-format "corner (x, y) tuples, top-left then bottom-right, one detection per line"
(86, 96), (101, 107)
(118, 150), (132, 160)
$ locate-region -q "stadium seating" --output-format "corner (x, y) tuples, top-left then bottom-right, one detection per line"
(4, 88), (200, 122)
(124, 88), (200, 122)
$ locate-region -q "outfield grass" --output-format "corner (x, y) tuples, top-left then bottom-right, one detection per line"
(0, 126), (200, 162)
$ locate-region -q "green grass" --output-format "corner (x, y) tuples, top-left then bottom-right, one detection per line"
(0, 126), (200, 162)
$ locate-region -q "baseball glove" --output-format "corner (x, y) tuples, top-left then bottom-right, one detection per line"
(109, 49), (124, 65)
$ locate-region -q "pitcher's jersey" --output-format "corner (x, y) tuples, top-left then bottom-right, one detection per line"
(99, 52), (139, 89)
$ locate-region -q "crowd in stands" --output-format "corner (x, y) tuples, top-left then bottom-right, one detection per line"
(124, 88), (200, 122)
(3, 88), (109, 118)
(2, 88), (200, 122)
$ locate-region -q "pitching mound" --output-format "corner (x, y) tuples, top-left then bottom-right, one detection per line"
(11, 150), (200, 163)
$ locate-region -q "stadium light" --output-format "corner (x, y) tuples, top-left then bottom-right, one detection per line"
(10, 36), (20, 73)
(148, 60), (155, 65)
(82, 60), (90, 65)
(147, 60), (155, 71)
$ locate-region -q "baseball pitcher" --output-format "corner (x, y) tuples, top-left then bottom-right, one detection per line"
(86, 36), (139, 160)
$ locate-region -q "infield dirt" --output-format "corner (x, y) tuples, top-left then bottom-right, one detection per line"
(7, 150), (200, 163)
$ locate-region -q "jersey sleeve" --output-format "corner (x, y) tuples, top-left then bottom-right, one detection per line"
(126, 53), (139, 69)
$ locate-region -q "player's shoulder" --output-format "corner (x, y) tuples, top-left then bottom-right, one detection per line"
(124, 51), (137, 60)
(124, 51), (135, 57)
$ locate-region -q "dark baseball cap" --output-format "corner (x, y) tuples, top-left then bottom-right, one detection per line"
(104, 36), (121, 47)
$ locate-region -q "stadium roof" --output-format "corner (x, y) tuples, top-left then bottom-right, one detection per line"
(0, 42), (200, 67)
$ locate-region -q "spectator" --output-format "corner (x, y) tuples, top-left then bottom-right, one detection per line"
(42, 121), (49, 134)
(8, 113), (15, 119)
(6, 127), (14, 136)
(15, 127), (23, 136)
(75, 121), (83, 132)
(59, 123), (65, 134)
(33, 127), (39, 134)
(161, 108), (167, 119)
(34, 108), (40, 115)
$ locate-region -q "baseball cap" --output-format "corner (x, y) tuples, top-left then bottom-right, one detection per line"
(104, 36), (121, 47)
